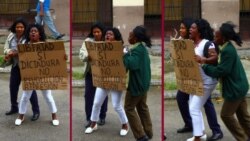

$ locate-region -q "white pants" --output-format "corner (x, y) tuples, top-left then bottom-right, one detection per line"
(19, 90), (57, 114)
(189, 84), (217, 136)
(90, 87), (128, 124)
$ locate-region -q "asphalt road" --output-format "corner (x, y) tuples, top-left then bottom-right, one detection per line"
(0, 73), (70, 141)
(164, 98), (250, 141)
(72, 86), (162, 141)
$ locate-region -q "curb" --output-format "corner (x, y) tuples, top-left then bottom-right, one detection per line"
(72, 79), (161, 88)
(0, 67), (11, 73)
(164, 90), (250, 99)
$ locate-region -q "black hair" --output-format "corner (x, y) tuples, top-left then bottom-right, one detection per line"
(25, 23), (46, 43)
(219, 22), (242, 47)
(105, 27), (124, 44)
(87, 22), (105, 40)
(8, 17), (28, 34)
(133, 25), (152, 48)
(193, 19), (214, 41)
(181, 18), (194, 39)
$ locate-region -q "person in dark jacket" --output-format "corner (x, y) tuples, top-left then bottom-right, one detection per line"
(123, 26), (153, 141)
(202, 22), (250, 141)
(4, 17), (40, 121)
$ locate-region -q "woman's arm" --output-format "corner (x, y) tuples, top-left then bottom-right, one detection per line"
(79, 38), (92, 62)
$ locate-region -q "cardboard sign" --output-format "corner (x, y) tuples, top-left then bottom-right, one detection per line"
(85, 41), (126, 91)
(170, 39), (203, 96)
(18, 42), (68, 90)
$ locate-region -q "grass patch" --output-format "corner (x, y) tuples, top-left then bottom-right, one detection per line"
(72, 71), (84, 80)
(0, 56), (4, 65)
(165, 82), (177, 90)
(164, 61), (174, 73)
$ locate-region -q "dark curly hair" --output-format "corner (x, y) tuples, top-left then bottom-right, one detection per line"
(220, 22), (242, 47)
(133, 25), (152, 48)
(105, 27), (124, 44)
(8, 17), (28, 34)
(25, 23), (46, 43)
(193, 19), (214, 41)
(181, 18), (194, 39)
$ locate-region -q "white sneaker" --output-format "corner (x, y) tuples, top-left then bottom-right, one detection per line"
(52, 119), (59, 126)
(120, 128), (129, 136)
(187, 134), (207, 141)
(85, 124), (98, 134)
(15, 118), (24, 126)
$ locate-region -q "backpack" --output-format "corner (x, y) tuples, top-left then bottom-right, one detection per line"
(203, 41), (220, 58)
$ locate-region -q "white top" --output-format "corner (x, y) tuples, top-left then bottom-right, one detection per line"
(195, 39), (218, 85)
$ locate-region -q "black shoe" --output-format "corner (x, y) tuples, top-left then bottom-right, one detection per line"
(97, 119), (105, 126)
(137, 135), (149, 141)
(56, 34), (65, 40)
(5, 109), (18, 115)
(31, 113), (40, 121)
(85, 121), (91, 128)
(177, 126), (193, 133)
(207, 132), (223, 141)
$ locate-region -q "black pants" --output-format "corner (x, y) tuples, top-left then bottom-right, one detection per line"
(176, 90), (222, 134)
(9, 65), (40, 114)
(84, 72), (108, 121)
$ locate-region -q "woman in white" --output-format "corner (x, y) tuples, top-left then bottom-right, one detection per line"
(85, 27), (129, 136)
(187, 19), (219, 141)
(15, 24), (59, 126)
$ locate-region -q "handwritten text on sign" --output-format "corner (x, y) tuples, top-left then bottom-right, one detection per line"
(18, 42), (68, 90)
(85, 41), (126, 91)
(170, 39), (203, 96)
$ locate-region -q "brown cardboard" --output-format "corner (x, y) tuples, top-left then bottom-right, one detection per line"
(85, 41), (126, 91)
(18, 42), (68, 90)
(170, 39), (204, 96)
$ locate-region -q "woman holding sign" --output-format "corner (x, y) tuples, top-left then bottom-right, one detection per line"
(187, 19), (219, 141)
(79, 22), (108, 128)
(4, 17), (40, 121)
(175, 19), (223, 141)
(123, 26), (153, 141)
(15, 24), (59, 126)
(202, 22), (250, 141)
(85, 27), (129, 136)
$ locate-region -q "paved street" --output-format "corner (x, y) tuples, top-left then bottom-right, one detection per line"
(164, 98), (250, 141)
(72, 86), (162, 141)
(0, 73), (70, 141)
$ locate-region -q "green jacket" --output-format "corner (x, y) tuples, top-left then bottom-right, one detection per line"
(202, 42), (249, 101)
(123, 43), (151, 96)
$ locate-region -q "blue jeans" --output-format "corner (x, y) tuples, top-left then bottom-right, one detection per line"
(35, 11), (60, 38)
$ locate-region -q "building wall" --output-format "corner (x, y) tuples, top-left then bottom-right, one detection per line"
(50, 0), (70, 36)
(113, 0), (144, 45)
(201, 0), (239, 32)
